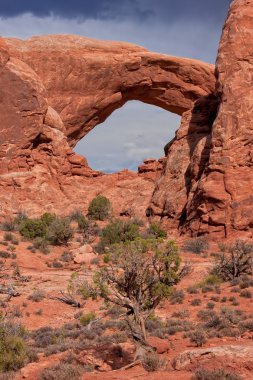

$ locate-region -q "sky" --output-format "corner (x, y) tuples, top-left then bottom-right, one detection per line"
(0, 0), (231, 172)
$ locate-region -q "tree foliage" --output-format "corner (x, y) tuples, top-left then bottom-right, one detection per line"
(94, 238), (189, 344)
(88, 195), (111, 220)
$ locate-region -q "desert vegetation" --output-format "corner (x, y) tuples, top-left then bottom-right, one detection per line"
(0, 201), (252, 379)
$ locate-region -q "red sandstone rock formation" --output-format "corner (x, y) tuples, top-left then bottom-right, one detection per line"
(0, 34), (214, 222)
(0, 0), (252, 237)
(184, 0), (253, 236)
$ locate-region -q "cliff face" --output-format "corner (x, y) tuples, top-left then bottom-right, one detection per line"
(183, 0), (253, 236)
(0, 0), (252, 237)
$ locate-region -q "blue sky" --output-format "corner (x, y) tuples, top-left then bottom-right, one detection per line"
(0, 0), (231, 172)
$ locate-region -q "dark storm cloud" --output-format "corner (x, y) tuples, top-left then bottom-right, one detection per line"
(0, 0), (231, 23)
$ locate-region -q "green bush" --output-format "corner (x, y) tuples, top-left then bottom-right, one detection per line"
(40, 213), (56, 226)
(0, 324), (27, 372)
(19, 219), (47, 240)
(88, 195), (111, 220)
(47, 218), (73, 246)
(79, 312), (96, 326)
(76, 215), (89, 232)
(147, 223), (167, 239)
(96, 219), (140, 253)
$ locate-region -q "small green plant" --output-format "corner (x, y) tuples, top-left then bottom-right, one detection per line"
(147, 223), (167, 239)
(40, 213), (57, 226)
(88, 195), (111, 220)
(96, 219), (140, 253)
(76, 215), (89, 232)
(19, 219), (47, 240)
(79, 312), (96, 326)
(0, 322), (28, 372)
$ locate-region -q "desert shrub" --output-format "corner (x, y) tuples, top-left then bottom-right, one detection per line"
(3, 233), (14, 242)
(197, 309), (216, 321)
(47, 218), (73, 245)
(0, 371), (16, 379)
(59, 251), (73, 263)
(32, 237), (49, 254)
(1, 220), (16, 232)
(52, 260), (63, 268)
(170, 289), (185, 304)
(141, 352), (166, 372)
(147, 223), (167, 239)
(212, 239), (253, 280)
(200, 274), (222, 287)
(0, 322), (27, 372)
(172, 309), (190, 319)
(145, 315), (164, 332)
(192, 368), (242, 380)
(240, 289), (252, 298)
(0, 251), (10, 258)
(19, 219), (47, 240)
(28, 290), (45, 302)
(191, 298), (202, 306)
(206, 302), (215, 310)
(88, 195), (111, 220)
(74, 214), (89, 232)
(189, 329), (207, 347)
(187, 286), (199, 294)
(40, 213), (56, 226)
(239, 319), (253, 332)
(79, 312), (96, 326)
(96, 219), (140, 253)
(183, 237), (209, 254)
(165, 318), (192, 335)
(39, 363), (83, 380)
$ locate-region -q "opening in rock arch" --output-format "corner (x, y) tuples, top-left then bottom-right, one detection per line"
(74, 101), (181, 173)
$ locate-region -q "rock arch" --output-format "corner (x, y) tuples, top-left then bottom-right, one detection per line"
(4, 35), (215, 147)
(0, 35), (216, 227)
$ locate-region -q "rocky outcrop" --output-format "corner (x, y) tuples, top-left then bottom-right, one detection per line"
(1, 0), (252, 237)
(172, 345), (253, 370)
(183, 0), (253, 236)
(0, 35), (215, 222)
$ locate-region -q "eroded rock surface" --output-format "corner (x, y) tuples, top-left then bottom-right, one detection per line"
(0, 35), (215, 223)
(1, 0), (252, 237)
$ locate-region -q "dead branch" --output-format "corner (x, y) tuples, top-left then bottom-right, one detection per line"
(50, 291), (82, 308)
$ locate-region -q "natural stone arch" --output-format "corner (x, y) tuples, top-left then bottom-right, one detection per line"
(0, 34), (216, 230)
(5, 35), (215, 147)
